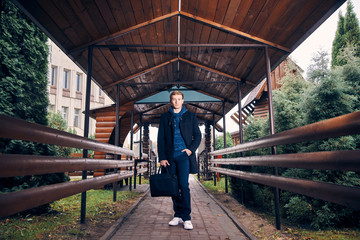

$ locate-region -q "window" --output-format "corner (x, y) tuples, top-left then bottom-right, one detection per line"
(61, 107), (68, 123)
(76, 73), (81, 92)
(48, 105), (55, 112)
(99, 87), (102, 96)
(50, 66), (57, 86)
(74, 109), (80, 127)
(63, 70), (70, 89)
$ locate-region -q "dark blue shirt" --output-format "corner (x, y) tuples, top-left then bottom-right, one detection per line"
(170, 106), (187, 157)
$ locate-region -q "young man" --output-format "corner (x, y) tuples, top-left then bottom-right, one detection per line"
(157, 90), (202, 230)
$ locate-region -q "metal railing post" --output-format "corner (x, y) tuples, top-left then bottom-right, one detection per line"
(222, 101), (228, 193)
(129, 110), (134, 191)
(265, 46), (281, 230)
(113, 83), (120, 202)
(213, 113), (216, 186)
(139, 114), (143, 185)
(237, 81), (245, 204)
(81, 45), (93, 224)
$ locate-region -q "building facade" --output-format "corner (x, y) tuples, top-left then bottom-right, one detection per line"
(47, 40), (113, 136)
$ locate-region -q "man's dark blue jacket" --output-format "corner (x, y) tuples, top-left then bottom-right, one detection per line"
(157, 109), (202, 174)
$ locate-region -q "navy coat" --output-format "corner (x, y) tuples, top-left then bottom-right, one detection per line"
(157, 109), (202, 174)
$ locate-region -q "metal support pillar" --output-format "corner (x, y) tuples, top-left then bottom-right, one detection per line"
(129, 110), (134, 191)
(113, 84), (120, 202)
(81, 46), (93, 224)
(143, 123), (150, 175)
(139, 114), (143, 185)
(213, 114), (217, 186)
(265, 46), (281, 230)
(222, 101), (228, 193)
(237, 82), (245, 204)
(204, 121), (211, 180)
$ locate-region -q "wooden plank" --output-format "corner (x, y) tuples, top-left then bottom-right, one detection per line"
(249, 0), (281, 38)
(213, 0), (230, 24)
(67, 0), (104, 39)
(96, 116), (116, 122)
(131, 0), (152, 68)
(142, 0), (161, 65)
(107, 0), (129, 30)
(95, 128), (114, 134)
(223, 0), (242, 26)
(96, 122), (116, 128)
(95, 0), (118, 33)
(98, 48), (125, 78)
(95, 133), (112, 139)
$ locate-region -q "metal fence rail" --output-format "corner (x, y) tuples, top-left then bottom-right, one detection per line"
(0, 154), (133, 177)
(209, 167), (360, 210)
(211, 111), (360, 156)
(210, 150), (360, 171)
(0, 172), (133, 217)
(0, 114), (134, 156)
(0, 114), (144, 218)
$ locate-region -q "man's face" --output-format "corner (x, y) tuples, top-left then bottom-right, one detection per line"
(170, 94), (184, 110)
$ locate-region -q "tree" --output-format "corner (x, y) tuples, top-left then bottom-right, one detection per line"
(281, 44), (360, 229)
(0, 0), (68, 214)
(0, 0), (49, 124)
(47, 111), (73, 157)
(273, 60), (310, 154)
(331, 1), (360, 67)
(307, 49), (331, 83)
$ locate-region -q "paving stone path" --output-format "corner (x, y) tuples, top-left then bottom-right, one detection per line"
(107, 175), (249, 240)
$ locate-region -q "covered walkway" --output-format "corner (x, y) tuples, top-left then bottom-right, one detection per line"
(102, 175), (253, 240)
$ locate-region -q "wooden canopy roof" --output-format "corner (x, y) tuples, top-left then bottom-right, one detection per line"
(13, 0), (344, 124)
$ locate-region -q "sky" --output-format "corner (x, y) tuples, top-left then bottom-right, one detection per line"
(290, 0), (360, 78)
(143, 1), (360, 142)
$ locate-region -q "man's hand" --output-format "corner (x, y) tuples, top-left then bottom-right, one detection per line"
(160, 160), (170, 167)
(182, 149), (192, 156)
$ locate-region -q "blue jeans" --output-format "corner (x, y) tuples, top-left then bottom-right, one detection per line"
(168, 151), (191, 221)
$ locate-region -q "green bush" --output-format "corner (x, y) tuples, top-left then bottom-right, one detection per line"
(284, 196), (312, 225)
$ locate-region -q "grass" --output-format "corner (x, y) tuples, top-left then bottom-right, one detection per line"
(0, 189), (142, 239)
(200, 175), (230, 194)
(286, 228), (360, 240)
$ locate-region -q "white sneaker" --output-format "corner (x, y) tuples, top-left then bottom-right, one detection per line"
(183, 220), (193, 230)
(168, 217), (184, 226)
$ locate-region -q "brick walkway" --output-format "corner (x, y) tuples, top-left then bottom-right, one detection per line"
(106, 175), (249, 240)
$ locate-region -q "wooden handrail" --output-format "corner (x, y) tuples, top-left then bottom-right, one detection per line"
(210, 150), (360, 171)
(211, 111), (360, 156)
(0, 154), (134, 177)
(209, 167), (360, 210)
(0, 114), (134, 156)
(0, 172), (133, 217)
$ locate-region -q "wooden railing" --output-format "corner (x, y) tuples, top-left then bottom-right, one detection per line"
(210, 111), (360, 210)
(0, 114), (145, 217)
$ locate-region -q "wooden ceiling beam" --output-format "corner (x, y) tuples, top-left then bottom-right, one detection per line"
(180, 11), (290, 53)
(69, 11), (179, 54)
(180, 84), (235, 104)
(179, 57), (256, 86)
(103, 58), (178, 89)
(179, 57), (242, 82)
(187, 103), (222, 116)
